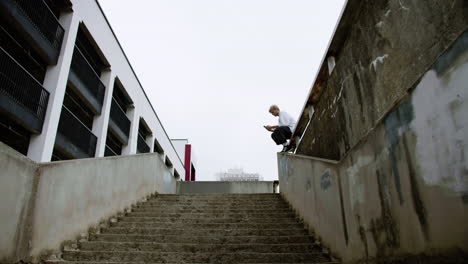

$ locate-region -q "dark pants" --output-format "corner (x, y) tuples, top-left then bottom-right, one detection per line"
(271, 126), (292, 145)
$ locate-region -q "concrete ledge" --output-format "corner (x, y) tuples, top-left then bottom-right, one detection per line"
(177, 181), (277, 194)
(0, 142), (178, 262)
(279, 152), (339, 165)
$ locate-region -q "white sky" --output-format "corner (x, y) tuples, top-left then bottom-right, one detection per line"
(98, 0), (346, 181)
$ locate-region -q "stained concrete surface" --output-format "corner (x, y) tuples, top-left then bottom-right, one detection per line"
(0, 143), (178, 263)
(295, 0), (468, 160)
(50, 194), (335, 264)
(279, 28), (468, 263)
(0, 143), (38, 262)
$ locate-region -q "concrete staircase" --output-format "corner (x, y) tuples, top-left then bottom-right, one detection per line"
(55, 193), (337, 264)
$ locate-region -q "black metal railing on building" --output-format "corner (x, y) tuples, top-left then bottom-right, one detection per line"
(0, 25), (47, 83)
(137, 134), (150, 154)
(104, 145), (118, 157)
(70, 46), (105, 108)
(57, 106), (97, 158)
(0, 47), (49, 132)
(11, 0), (64, 50)
(110, 98), (131, 137)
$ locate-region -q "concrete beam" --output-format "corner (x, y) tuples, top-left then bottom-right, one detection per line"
(177, 181), (277, 194)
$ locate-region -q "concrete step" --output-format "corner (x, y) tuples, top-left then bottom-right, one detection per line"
(90, 234), (314, 244)
(62, 250), (330, 263)
(78, 241), (320, 253)
(126, 212), (295, 218)
(158, 193), (281, 196)
(130, 208), (293, 214)
(148, 198), (284, 202)
(51, 262), (339, 264)
(143, 197), (286, 203)
(154, 194), (281, 199)
(143, 197), (286, 202)
(111, 222), (303, 230)
(139, 202), (289, 208)
(51, 194), (337, 264)
(145, 200), (287, 205)
(117, 216), (299, 224)
(51, 261), (339, 264)
(148, 196), (283, 202)
(100, 227), (307, 236)
(135, 203), (290, 210)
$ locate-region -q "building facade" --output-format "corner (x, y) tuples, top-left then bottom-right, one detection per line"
(171, 139), (197, 181)
(0, 0), (184, 176)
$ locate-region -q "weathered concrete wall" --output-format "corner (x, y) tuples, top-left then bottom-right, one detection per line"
(177, 181), (276, 194)
(279, 31), (468, 263)
(0, 144), (39, 262)
(296, 0), (468, 160)
(0, 143), (177, 262)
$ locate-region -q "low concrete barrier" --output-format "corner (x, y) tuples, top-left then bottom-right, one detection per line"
(278, 130), (468, 263)
(177, 181), (277, 194)
(0, 143), (178, 262)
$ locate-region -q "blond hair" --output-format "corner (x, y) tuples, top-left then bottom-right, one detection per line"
(269, 105), (279, 112)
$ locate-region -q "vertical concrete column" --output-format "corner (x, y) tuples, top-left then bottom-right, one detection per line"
(92, 71), (115, 157)
(122, 107), (138, 155)
(27, 12), (80, 162)
(147, 135), (154, 153)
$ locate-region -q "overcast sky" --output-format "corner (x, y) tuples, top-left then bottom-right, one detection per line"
(98, 0), (345, 181)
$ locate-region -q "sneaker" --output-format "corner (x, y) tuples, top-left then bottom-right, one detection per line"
(289, 143), (296, 152)
(281, 144), (294, 153)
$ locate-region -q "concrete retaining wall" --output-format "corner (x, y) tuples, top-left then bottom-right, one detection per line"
(0, 144), (38, 263)
(296, 0), (468, 160)
(278, 31), (468, 263)
(0, 143), (177, 262)
(177, 181), (277, 194)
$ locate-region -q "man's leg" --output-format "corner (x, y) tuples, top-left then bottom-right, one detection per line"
(280, 127), (292, 146)
(272, 127), (294, 152)
(271, 129), (286, 145)
(277, 127), (294, 152)
(282, 127), (295, 152)
(284, 127), (292, 139)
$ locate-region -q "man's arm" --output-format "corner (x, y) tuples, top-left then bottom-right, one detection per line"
(264, 125), (278, 132)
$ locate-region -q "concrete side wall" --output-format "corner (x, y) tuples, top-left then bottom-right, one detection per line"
(177, 181), (275, 194)
(0, 144), (38, 262)
(296, 0), (468, 160)
(278, 32), (468, 263)
(0, 143), (177, 262)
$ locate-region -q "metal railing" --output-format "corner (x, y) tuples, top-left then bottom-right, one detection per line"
(105, 145), (118, 157)
(70, 46), (106, 106)
(137, 134), (150, 153)
(9, 0), (65, 51)
(110, 97), (131, 137)
(0, 47), (49, 126)
(57, 106), (97, 158)
(0, 24), (47, 82)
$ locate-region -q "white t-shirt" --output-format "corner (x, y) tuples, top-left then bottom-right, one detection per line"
(278, 111), (296, 131)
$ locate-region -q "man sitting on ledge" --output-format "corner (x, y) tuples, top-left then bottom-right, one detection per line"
(264, 104), (296, 153)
